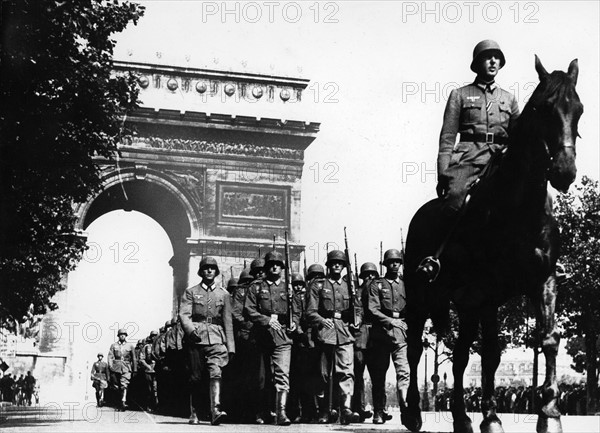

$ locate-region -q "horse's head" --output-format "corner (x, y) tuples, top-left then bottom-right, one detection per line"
(528, 56), (583, 193)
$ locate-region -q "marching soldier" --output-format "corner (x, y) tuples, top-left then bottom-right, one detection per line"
(108, 328), (137, 411)
(306, 264), (326, 283)
(245, 251), (301, 426)
(179, 257), (235, 426)
(139, 330), (159, 412)
(367, 249), (409, 425)
(230, 267), (263, 423)
(249, 258), (266, 280)
(352, 262), (379, 422)
(288, 272), (319, 423)
(420, 39), (520, 281)
(306, 250), (362, 425)
(164, 317), (186, 416)
(90, 353), (109, 407)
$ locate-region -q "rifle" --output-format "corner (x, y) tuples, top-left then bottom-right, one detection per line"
(354, 253), (360, 287)
(379, 241), (383, 276)
(400, 228), (406, 274)
(273, 234), (277, 251)
(284, 231), (294, 328)
(343, 227), (359, 327)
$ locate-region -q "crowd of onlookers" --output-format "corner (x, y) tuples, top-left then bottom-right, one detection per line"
(434, 383), (593, 415)
(0, 371), (39, 406)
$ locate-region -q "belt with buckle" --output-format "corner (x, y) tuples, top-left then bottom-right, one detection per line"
(460, 132), (507, 145)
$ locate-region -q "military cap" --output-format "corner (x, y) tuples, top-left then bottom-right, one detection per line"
(249, 258), (265, 276)
(165, 320), (172, 329)
(198, 256), (220, 276)
(470, 39), (505, 72)
(117, 328), (128, 336)
(325, 250), (348, 267)
(97, 352), (104, 357)
(264, 251), (285, 267)
(383, 249), (403, 266)
(150, 330), (158, 337)
(291, 273), (305, 285)
(306, 264), (326, 280)
(359, 262), (380, 279)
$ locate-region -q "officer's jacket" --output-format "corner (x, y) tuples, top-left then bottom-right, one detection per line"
(245, 278), (301, 346)
(179, 281), (235, 354)
(306, 277), (363, 345)
(367, 276), (407, 344)
(165, 322), (184, 351)
(91, 360), (109, 381)
(108, 340), (137, 374)
(438, 80), (520, 175)
(139, 342), (156, 373)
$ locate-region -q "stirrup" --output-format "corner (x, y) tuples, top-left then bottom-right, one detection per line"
(417, 256), (441, 282)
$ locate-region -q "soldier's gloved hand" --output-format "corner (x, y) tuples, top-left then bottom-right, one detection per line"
(322, 318), (334, 329)
(268, 317), (282, 331)
(436, 175), (450, 198)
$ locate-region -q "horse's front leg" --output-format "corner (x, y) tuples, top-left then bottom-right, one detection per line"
(452, 310), (480, 433)
(534, 275), (563, 433)
(404, 313), (426, 431)
(479, 305), (504, 433)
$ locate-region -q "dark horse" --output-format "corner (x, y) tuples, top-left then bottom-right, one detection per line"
(403, 56), (583, 433)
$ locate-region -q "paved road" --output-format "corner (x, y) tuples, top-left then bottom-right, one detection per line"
(1, 405), (599, 432)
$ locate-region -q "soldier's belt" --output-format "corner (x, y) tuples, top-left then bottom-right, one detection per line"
(321, 310), (352, 321)
(192, 316), (224, 327)
(383, 310), (405, 319)
(460, 132), (507, 145)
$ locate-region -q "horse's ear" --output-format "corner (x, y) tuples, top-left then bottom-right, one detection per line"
(535, 55), (548, 80)
(567, 59), (579, 86)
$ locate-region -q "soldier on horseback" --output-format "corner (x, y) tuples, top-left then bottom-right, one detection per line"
(419, 39), (520, 281)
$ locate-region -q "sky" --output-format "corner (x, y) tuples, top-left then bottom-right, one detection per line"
(64, 1), (598, 389)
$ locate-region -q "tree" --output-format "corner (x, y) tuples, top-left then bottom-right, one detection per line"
(0, 0), (145, 329)
(555, 175), (600, 414)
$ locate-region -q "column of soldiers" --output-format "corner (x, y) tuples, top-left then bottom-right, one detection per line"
(95, 247), (409, 427)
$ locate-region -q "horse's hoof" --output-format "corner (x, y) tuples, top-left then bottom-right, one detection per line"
(453, 416), (474, 433)
(481, 415), (504, 433)
(537, 416), (563, 433)
(402, 411), (422, 432)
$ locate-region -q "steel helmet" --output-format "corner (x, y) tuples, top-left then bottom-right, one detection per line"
(117, 328), (128, 336)
(359, 262), (380, 279)
(227, 277), (238, 293)
(383, 249), (403, 266)
(325, 250), (347, 267)
(470, 39), (505, 72)
(198, 256), (220, 276)
(306, 264), (325, 280)
(264, 251), (285, 267)
(250, 258), (265, 276)
(238, 269), (254, 284)
(291, 273), (305, 286)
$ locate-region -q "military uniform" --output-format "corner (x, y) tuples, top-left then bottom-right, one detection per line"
(139, 333), (159, 411)
(108, 330), (137, 410)
(288, 274), (319, 423)
(306, 251), (362, 425)
(367, 254), (409, 424)
(90, 355), (109, 406)
(244, 251), (301, 426)
(438, 40), (520, 212)
(179, 257), (235, 426)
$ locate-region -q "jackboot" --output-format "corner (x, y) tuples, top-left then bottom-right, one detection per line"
(210, 378), (227, 425)
(188, 394), (199, 424)
(340, 393), (360, 425)
(276, 391), (291, 426)
(398, 388), (409, 427)
(118, 389), (128, 411)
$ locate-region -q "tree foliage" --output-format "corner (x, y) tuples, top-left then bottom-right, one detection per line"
(554, 175), (600, 413)
(0, 0), (144, 328)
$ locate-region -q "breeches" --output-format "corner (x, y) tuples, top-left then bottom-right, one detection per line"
(320, 343), (354, 396)
(186, 343), (228, 383)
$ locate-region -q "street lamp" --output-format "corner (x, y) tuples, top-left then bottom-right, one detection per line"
(422, 338), (430, 411)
